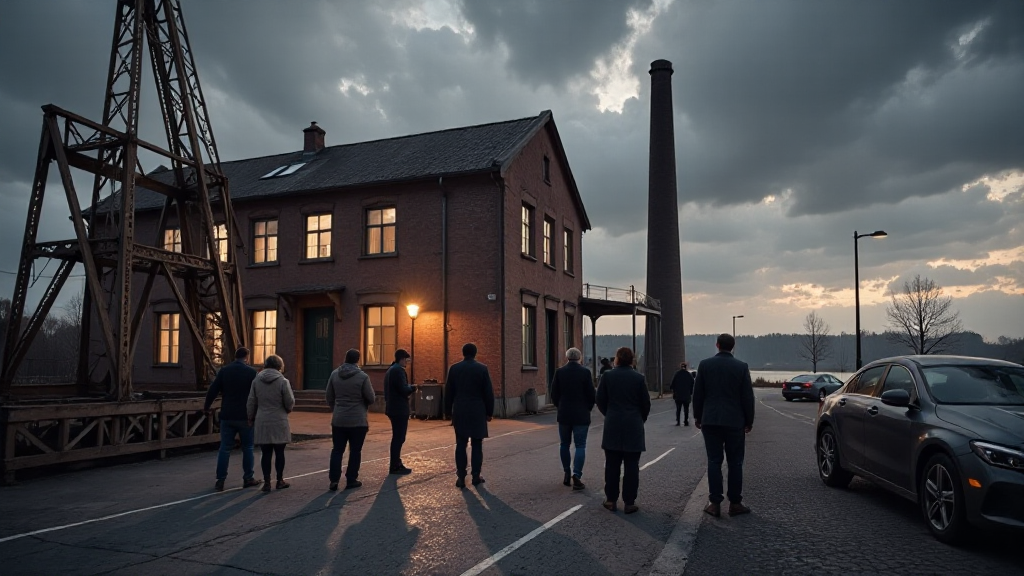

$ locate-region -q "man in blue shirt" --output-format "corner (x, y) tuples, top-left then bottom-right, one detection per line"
(204, 347), (261, 491)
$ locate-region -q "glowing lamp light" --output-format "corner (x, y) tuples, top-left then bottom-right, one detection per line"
(407, 304), (419, 319)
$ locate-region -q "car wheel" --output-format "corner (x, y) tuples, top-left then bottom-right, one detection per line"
(817, 427), (853, 488)
(920, 453), (968, 544)
(783, 396), (793, 402)
(818, 389), (827, 401)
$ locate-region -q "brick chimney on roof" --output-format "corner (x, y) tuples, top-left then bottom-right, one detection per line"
(303, 121), (326, 154)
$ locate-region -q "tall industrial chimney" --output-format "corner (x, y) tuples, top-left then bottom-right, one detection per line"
(645, 59), (685, 389)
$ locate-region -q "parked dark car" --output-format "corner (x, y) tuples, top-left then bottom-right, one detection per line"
(815, 355), (1024, 543)
(782, 373), (844, 401)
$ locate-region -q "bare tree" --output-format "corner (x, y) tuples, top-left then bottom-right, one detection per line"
(799, 311), (832, 372)
(885, 275), (963, 354)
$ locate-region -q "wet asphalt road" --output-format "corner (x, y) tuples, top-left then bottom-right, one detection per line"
(1, 390), (1020, 575)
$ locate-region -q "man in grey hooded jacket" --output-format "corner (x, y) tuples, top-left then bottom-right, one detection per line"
(325, 348), (375, 491)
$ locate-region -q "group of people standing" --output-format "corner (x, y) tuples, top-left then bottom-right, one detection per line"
(205, 334), (755, 520)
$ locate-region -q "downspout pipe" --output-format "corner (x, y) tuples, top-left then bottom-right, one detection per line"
(439, 177), (449, 382)
(491, 171), (507, 417)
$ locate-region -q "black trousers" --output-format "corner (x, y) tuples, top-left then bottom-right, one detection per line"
(455, 434), (483, 478)
(674, 399), (690, 423)
(260, 444), (286, 481)
(701, 425), (746, 504)
(388, 414), (409, 468)
(604, 449), (641, 505)
(329, 426), (368, 484)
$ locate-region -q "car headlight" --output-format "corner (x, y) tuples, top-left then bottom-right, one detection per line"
(970, 441), (1024, 472)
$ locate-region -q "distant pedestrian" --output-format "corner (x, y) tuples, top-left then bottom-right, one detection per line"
(693, 333), (755, 518)
(204, 347), (261, 491)
(384, 348), (414, 475)
(599, 357), (613, 375)
(326, 349), (376, 491)
(550, 347), (596, 490)
(247, 354), (295, 492)
(444, 343), (494, 488)
(670, 361), (695, 426)
(596, 346), (650, 514)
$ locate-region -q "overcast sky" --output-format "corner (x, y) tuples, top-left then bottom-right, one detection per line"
(1, 0), (1022, 343)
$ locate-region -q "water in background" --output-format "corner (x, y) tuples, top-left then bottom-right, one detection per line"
(750, 370), (854, 383)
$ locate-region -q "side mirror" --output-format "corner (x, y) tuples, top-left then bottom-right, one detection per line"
(880, 389), (911, 408)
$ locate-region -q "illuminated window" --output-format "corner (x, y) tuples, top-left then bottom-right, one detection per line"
(305, 213), (332, 259)
(365, 305), (396, 366)
(564, 313), (574, 349)
(156, 313), (180, 364)
(521, 204), (534, 257)
(366, 207), (397, 255)
(205, 313), (224, 366)
(252, 310), (277, 364)
(163, 228), (182, 253)
(543, 217), (555, 266)
(563, 228), (573, 273)
(253, 219), (278, 264)
(205, 223), (229, 262)
(522, 305), (536, 366)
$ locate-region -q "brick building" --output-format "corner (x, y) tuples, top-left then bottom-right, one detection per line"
(108, 111), (590, 415)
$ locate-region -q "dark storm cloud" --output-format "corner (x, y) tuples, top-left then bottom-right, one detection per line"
(635, 0), (1024, 215)
(457, 0), (646, 88)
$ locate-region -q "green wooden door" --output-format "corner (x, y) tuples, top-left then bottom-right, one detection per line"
(303, 308), (334, 390)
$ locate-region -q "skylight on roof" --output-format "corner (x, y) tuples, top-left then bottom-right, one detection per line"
(261, 162), (307, 179)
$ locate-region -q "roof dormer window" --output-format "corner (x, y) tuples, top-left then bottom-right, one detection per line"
(261, 162), (307, 179)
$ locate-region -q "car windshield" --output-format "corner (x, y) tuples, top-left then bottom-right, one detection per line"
(921, 364), (1024, 405)
(791, 375), (816, 382)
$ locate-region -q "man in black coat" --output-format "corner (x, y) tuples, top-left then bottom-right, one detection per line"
(670, 361), (695, 426)
(549, 347), (596, 490)
(204, 347), (261, 491)
(384, 348), (414, 475)
(444, 343), (495, 488)
(692, 333), (755, 518)
(596, 347), (650, 514)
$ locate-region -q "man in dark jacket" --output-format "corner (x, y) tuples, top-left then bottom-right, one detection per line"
(204, 347), (261, 491)
(550, 347), (596, 490)
(670, 361), (695, 426)
(596, 347), (650, 514)
(444, 343), (495, 488)
(384, 348), (414, 475)
(692, 333), (755, 518)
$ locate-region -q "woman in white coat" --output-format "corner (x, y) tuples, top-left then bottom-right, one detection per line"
(247, 354), (295, 491)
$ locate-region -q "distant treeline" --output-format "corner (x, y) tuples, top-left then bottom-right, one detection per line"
(582, 332), (1024, 371)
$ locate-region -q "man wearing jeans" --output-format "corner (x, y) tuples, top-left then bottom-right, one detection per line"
(549, 347), (596, 490)
(692, 333), (755, 517)
(204, 347), (261, 491)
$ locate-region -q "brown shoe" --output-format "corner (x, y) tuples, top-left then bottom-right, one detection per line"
(728, 502), (751, 516)
(242, 478), (262, 488)
(602, 500), (617, 512)
(276, 480), (290, 490)
(623, 504), (639, 514)
(704, 502), (721, 517)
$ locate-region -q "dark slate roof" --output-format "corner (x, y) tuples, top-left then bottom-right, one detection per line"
(103, 111), (590, 229)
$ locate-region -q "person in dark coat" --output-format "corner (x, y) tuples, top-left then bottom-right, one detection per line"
(550, 347), (596, 490)
(670, 361), (695, 426)
(692, 333), (755, 518)
(384, 348), (414, 475)
(599, 357), (613, 375)
(325, 349), (375, 491)
(444, 342), (494, 488)
(204, 347), (261, 491)
(596, 346), (650, 514)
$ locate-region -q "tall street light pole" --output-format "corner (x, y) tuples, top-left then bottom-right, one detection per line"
(407, 304), (419, 384)
(854, 230), (887, 370)
(732, 315), (744, 336)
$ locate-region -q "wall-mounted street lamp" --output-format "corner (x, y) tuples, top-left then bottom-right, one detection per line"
(732, 315), (744, 336)
(854, 230), (887, 370)
(406, 304), (419, 383)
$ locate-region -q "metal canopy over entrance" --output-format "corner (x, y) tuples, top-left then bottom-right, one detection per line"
(578, 284), (663, 392)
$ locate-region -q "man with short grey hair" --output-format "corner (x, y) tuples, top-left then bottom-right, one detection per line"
(550, 347), (596, 490)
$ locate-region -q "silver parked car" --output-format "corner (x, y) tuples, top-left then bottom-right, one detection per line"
(782, 373), (844, 402)
(815, 355), (1024, 543)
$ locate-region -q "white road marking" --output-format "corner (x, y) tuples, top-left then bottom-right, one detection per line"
(648, 472), (709, 576)
(458, 504), (583, 576)
(756, 391), (816, 425)
(0, 424), (552, 544)
(640, 448), (675, 471)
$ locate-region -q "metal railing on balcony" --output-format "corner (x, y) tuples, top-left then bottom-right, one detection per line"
(582, 284), (661, 311)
